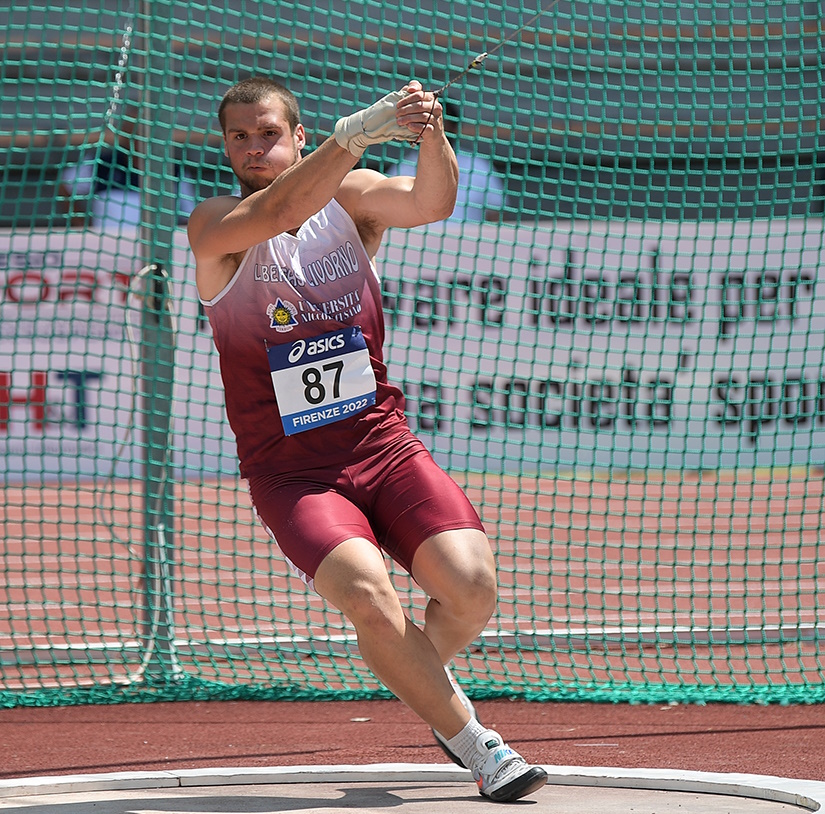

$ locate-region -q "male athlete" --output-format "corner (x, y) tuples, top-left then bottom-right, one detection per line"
(187, 76), (548, 802)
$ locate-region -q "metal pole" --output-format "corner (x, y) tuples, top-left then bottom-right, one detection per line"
(134, 0), (181, 683)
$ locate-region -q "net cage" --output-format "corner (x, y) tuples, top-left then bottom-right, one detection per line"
(1, 0), (824, 707)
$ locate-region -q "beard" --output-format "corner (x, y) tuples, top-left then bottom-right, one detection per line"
(234, 143), (300, 196)
(238, 170), (272, 194)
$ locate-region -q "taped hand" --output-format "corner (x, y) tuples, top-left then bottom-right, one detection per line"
(334, 90), (417, 158)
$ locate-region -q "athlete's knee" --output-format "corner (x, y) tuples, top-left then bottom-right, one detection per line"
(429, 558), (497, 625)
(447, 567), (497, 622)
(414, 530), (497, 621)
(332, 574), (404, 635)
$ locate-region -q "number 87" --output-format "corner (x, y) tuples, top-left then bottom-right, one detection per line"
(302, 361), (344, 405)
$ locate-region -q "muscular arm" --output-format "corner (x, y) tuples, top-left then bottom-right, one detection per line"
(337, 90), (459, 256)
(188, 138), (359, 299)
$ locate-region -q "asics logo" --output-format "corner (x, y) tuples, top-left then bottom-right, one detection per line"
(288, 333), (346, 363)
(307, 333), (345, 355)
(288, 340), (306, 363)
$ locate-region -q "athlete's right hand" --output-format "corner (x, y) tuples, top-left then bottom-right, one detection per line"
(334, 89), (417, 157)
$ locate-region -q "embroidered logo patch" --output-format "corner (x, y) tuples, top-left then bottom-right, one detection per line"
(266, 299), (299, 332)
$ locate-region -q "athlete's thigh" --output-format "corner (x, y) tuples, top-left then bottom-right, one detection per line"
(313, 537), (404, 624)
(247, 472), (379, 586)
(367, 443), (486, 572)
(411, 527), (496, 608)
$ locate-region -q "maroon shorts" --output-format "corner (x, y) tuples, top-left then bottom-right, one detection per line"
(246, 435), (484, 587)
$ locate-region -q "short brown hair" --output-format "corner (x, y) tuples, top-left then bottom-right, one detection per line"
(218, 77), (301, 133)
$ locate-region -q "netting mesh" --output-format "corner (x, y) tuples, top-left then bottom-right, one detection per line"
(1, 0), (823, 708)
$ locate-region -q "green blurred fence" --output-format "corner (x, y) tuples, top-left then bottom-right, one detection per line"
(1, 0), (823, 707)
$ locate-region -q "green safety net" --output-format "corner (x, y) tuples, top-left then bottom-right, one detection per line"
(1, 0), (823, 708)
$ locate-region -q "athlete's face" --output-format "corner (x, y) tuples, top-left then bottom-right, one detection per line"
(222, 95), (306, 196)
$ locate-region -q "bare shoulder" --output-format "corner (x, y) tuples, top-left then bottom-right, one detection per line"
(335, 168), (385, 203)
(187, 195), (246, 301)
(187, 195), (241, 254)
(335, 168), (414, 254)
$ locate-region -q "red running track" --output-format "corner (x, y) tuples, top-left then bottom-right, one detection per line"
(1, 699), (823, 782)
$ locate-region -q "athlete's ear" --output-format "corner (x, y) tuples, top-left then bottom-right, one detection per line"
(294, 123), (307, 152)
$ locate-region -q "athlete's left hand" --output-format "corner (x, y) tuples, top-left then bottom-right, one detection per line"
(395, 80), (442, 139)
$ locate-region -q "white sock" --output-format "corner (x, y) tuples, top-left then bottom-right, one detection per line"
(440, 717), (489, 769)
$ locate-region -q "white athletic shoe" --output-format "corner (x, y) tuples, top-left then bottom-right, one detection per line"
(432, 667), (480, 767)
(470, 729), (548, 802)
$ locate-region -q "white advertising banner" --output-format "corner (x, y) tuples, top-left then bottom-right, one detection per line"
(2, 219), (825, 482)
(380, 218), (825, 472)
(0, 231), (141, 480)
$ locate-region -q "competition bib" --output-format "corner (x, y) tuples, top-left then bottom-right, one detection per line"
(267, 326), (377, 436)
